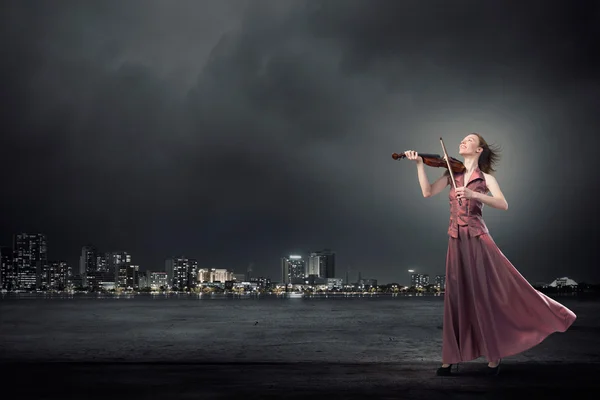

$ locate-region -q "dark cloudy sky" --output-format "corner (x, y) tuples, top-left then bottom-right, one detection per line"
(1, 0), (598, 285)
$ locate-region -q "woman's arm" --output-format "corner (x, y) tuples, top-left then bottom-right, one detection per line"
(406, 150), (448, 198)
(476, 174), (508, 210)
(422, 168), (449, 198)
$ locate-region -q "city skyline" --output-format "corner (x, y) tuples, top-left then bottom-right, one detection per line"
(1, 1), (598, 285)
(1, 231), (395, 291)
(0, 232), (587, 290)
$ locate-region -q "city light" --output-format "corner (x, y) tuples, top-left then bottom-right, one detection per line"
(0, 233), (579, 295)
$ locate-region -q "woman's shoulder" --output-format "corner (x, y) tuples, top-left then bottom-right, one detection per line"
(481, 172), (496, 183)
(481, 172), (500, 193)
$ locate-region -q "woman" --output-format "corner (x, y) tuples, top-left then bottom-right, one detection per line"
(404, 133), (576, 376)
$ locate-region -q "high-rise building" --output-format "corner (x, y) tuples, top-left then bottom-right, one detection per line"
(411, 273), (429, 289)
(150, 272), (168, 290)
(97, 253), (109, 272)
(281, 255), (305, 285)
(48, 261), (71, 290)
(189, 259), (198, 288)
(307, 255), (319, 276)
(13, 233), (48, 290)
(246, 262), (254, 281)
(79, 245), (98, 288)
(435, 275), (446, 290)
(0, 246), (16, 290)
(79, 251), (114, 291)
(107, 251), (132, 289)
(165, 257), (198, 290)
(307, 249), (336, 278)
(124, 265), (139, 289)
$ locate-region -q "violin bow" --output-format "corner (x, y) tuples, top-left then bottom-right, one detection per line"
(439, 137), (462, 206)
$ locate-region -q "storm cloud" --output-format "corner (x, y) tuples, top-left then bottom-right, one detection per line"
(1, 0), (598, 283)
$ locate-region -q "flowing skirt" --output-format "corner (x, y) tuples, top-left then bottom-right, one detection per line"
(442, 225), (576, 364)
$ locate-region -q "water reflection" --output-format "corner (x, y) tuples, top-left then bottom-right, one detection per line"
(0, 291), (446, 301)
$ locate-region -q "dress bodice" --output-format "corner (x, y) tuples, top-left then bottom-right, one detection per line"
(447, 166), (489, 238)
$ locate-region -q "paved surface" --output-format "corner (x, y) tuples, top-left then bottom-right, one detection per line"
(4, 361), (600, 399)
(2, 294), (600, 398)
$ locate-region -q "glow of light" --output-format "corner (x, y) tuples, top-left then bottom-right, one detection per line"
(289, 255), (301, 259)
(408, 269), (415, 273)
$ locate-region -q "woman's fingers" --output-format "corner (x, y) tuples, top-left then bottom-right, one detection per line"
(403, 150), (418, 161)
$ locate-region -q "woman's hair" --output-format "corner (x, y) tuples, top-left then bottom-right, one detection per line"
(473, 133), (501, 174)
(442, 133), (501, 179)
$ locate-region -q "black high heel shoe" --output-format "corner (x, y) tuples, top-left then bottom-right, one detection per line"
(486, 359), (501, 376)
(436, 364), (453, 376)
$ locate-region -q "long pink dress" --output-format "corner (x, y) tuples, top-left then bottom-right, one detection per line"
(442, 166), (576, 364)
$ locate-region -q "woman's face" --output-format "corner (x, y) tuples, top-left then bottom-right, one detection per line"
(458, 134), (482, 156)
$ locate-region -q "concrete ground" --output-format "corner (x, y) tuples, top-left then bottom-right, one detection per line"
(4, 360), (600, 399)
(2, 294), (600, 398)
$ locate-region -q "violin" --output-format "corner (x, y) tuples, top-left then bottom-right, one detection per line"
(391, 152), (466, 174)
(392, 137), (464, 206)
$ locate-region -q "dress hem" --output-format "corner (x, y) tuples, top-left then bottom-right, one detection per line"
(443, 316), (576, 364)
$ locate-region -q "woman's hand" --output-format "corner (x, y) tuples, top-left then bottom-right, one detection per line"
(455, 186), (477, 200)
(404, 150), (423, 164)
